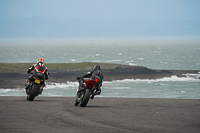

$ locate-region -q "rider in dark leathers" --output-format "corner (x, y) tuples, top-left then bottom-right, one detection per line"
(77, 65), (103, 99)
(25, 58), (49, 95)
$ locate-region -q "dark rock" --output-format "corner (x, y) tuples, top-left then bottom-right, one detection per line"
(0, 65), (199, 88)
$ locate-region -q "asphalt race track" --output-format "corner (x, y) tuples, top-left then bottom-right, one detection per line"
(0, 96), (199, 133)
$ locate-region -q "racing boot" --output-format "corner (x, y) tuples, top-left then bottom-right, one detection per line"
(91, 87), (101, 100)
(75, 93), (81, 106)
(25, 81), (31, 95)
(94, 87), (101, 95)
(90, 94), (95, 100)
(39, 86), (43, 94)
(25, 80), (31, 88)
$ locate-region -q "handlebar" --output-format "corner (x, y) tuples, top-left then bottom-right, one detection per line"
(29, 72), (50, 75)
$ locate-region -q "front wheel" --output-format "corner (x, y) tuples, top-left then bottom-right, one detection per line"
(28, 84), (40, 101)
(80, 89), (91, 107)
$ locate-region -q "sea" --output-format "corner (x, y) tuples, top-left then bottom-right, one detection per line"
(0, 39), (200, 99)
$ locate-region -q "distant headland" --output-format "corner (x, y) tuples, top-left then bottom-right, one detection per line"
(0, 62), (199, 88)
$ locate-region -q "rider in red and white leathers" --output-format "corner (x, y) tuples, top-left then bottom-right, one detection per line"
(25, 58), (49, 94)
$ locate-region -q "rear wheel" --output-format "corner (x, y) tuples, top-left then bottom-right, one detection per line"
(28, 84), (39, 101)
(80, 89), (91, 107)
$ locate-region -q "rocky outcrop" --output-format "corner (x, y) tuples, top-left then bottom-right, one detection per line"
(0, 63), (199, 88)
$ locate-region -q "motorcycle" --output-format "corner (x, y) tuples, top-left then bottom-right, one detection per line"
(26, 72), (48, 101)
(75, 78), (97, 107)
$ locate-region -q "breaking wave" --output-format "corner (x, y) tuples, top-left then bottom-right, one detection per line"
(0, 75), (200, 99)
(104, 75), (200, 83)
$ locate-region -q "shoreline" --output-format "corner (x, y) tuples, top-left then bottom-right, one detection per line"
(0, 62), (199, 88)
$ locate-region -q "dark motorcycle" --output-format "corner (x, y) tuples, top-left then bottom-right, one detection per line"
(75, 78), (97, 107)
(26, 72), (47, 101)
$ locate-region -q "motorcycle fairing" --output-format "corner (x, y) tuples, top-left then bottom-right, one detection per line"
(85, 79), (96, 89)
(95, 78), (99, 82)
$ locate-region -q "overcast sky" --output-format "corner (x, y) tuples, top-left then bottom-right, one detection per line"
(0, 0), (200, 40)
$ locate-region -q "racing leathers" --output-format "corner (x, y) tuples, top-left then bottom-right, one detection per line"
(77, 67), (103, 99)
(25, 63), (49, 94)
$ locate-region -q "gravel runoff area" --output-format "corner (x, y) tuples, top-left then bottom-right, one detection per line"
(0, 96), (199, 133)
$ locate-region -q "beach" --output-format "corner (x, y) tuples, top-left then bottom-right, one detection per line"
(0, 96), (199, 133)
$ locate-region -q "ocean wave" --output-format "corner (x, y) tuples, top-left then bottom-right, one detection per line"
(128, 63), (137, 66)
(105, 59), (122, 62)
(46, 82), (78, 90)
(104, 75), (200, 83)
(19, 61), (32, 63)
(0, 88), (24, 96)
(0, 75), (199, 97)
(45, 75), (200, 89)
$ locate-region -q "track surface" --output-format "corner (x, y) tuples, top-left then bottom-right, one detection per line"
(0, 96), (200, 133)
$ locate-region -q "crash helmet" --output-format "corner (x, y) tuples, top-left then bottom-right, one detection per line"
(37, 58), (44, 67)
(94, 65), (101, 71)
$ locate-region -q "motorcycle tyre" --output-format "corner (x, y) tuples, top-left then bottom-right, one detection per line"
(80, 89), (91, 107)
(28, 84), (39, 101)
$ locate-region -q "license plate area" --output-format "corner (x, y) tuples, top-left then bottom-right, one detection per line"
(35, 79), (40, 84)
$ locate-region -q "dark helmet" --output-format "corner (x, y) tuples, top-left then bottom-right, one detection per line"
(94, 65), (101, 70)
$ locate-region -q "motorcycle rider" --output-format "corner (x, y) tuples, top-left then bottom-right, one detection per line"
(25, 58), (49, 95)
(76, 65), (103, 99)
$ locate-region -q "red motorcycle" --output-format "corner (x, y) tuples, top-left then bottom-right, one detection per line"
(75, 78), (97, 107)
